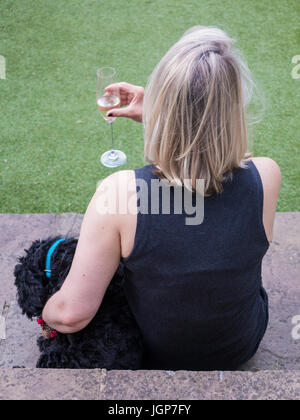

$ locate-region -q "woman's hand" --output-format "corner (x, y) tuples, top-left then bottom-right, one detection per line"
(105, 82), (144, 123)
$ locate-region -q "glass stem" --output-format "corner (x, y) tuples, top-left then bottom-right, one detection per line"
(110, 122), (115, 152)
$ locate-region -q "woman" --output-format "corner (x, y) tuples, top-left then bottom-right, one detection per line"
(42, 26), (281, 370)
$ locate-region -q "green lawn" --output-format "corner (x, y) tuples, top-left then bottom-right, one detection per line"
(0, 0), (299, 212)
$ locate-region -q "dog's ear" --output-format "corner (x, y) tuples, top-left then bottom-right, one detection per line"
(14, 239), (51, 318)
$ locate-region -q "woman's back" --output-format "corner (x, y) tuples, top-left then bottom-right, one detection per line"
(122, 160), (270, 370)
(41, 26), (281, 371)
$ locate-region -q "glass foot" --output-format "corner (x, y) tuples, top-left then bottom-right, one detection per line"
(100, 150), (127, 168)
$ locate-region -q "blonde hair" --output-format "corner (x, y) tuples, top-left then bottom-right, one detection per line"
(143, 26), (255, 195)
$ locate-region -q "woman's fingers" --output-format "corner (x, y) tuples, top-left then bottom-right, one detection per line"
(107, 106), (133, 118)
(105, 82), (139, 103)
(105, 83), (144, 122)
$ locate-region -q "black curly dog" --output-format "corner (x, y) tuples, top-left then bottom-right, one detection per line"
(14, 236), (143, 369)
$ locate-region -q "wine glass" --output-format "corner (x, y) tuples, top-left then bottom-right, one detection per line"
(96, 67), (126, 168)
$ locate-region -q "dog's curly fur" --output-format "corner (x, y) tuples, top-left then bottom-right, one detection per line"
(14, 236), (144, 369)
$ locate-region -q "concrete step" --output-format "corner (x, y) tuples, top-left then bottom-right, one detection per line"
(0, 368), (299, 400)
(0, 212), (299, 399)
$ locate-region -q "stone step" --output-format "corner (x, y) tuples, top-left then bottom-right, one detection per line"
(0, 213), (299, 400)
(0, 368), (299, 400)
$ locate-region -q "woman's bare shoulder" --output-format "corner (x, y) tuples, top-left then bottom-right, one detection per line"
(251, 157), (281, 181)
(251, 157), (281, 202)
(97, 169), (135, 188)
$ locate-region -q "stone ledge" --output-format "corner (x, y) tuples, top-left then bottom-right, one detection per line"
(1, 212), (299, 372)
(0, 213), (300, 400)
(0, 368), (299, 400)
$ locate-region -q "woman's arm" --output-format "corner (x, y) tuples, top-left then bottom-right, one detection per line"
(251, 157), (281, 243)
(42, 174), (122, 333)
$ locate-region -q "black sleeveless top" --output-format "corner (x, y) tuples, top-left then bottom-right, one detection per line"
(122, 160), (269, 370)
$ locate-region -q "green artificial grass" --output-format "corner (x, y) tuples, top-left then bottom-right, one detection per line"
(0, 0), (299, 212)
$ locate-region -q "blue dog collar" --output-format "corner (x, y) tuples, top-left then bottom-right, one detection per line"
(45, 238), (67, 278)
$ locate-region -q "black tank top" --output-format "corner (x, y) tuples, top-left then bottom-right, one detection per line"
(122, 160), (269, 370)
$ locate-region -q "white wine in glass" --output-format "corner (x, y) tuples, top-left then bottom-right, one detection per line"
(96, 67), (126, 167)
